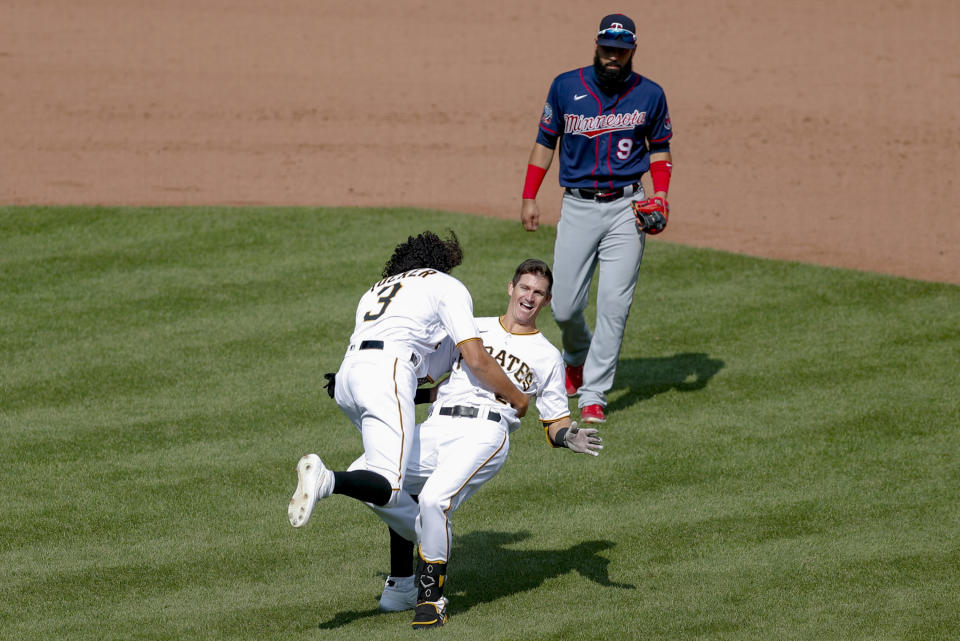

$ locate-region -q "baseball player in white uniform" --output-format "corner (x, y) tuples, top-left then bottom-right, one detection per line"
(288, 231), (529, 529)
(367, 259), (604, 629)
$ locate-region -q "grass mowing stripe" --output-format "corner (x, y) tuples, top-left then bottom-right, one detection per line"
(1, 205), (957, 640)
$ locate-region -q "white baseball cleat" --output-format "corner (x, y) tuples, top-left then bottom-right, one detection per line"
(379, 575), (418, 612)
(288, 453), (334, 527)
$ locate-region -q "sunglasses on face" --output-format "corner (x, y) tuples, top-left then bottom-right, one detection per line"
(597, 27), (637, 45)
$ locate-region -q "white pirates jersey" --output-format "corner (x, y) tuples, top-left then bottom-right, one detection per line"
(431, 316), (569, 432)
(349, 269), (479, 358)
(418, 336), (458, 384)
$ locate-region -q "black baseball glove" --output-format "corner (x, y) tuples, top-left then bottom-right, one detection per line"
(631, 197), (669, 234)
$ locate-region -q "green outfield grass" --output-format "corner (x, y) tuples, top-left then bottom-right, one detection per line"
(2, 206), (958, 641)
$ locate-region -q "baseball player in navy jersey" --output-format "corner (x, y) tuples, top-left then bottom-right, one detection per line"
(288, 231), (528, 530)
(520, 13), (674, 424)
(364, 259), (603, 629)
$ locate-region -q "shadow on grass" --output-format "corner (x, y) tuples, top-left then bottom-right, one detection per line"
(607, 352), (725, 413)
(316, 530), (632, 629)
(447, 530), (634, 613)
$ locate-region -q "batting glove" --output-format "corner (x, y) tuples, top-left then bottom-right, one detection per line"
(564, 421), (603, 456)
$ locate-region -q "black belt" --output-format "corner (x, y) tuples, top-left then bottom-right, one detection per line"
(565, 183), (638, 202)
(438, 405), (501, 423)
(359, 340), (417, 363)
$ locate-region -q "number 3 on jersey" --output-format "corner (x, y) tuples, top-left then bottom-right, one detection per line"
(617, 138), (633, 160)
(363, 283), (402, 321)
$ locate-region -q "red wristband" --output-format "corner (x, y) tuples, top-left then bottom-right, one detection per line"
(649, 160), (672, 195)
(522, 164), (547, 199)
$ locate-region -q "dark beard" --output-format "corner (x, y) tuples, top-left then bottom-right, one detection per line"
(593, 53), (633, 93)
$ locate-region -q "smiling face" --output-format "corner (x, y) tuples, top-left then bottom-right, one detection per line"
(505, 272), (552, 331)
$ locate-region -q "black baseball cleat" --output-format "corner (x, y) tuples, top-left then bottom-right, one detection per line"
(411, 598), (448, 630)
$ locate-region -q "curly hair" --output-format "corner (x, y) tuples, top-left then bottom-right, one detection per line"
(381, 230), (464, 277)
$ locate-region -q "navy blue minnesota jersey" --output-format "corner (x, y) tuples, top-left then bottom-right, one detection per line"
(535, 66), (673, 190)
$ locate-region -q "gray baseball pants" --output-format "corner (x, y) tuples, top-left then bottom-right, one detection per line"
(551, 189), (645, 408)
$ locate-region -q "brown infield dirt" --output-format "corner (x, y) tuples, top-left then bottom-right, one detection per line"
(2, 1), (958, 284)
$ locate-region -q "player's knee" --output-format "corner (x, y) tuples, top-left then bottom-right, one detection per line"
(551, 304), (581, 325)
(381, 488), (406, 508)
(552, 308), (572, 324)
(372, 503), (417, 541)
(417, 490), (444, 516)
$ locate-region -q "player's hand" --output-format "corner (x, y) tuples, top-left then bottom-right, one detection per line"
(564, 421), (603, 456)
(521, 199), (540, 232)
(512, 393), (530, 418)
(631, 197), (669, 235)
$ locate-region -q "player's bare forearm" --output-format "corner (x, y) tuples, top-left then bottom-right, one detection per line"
(521, 144), (555, 232)
(545, 417), (573, 442)
(460, 339), (530, 417)
(528, 143), (555, 170)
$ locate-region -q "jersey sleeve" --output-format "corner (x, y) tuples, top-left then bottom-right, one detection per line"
(535, 77), (562, 149)
(436, 278), (480, 346)
(535, 352), (570, 422)
(647, 90), (673, 146)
